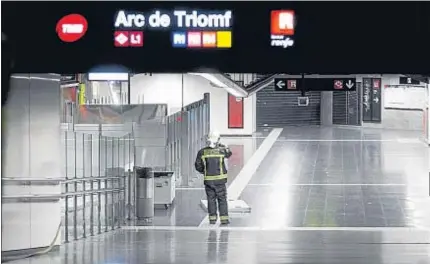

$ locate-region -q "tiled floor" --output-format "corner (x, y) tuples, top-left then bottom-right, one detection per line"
(6, 229), (430, 264)
(6, 126), (430, 264)
(235, 127), (430, 228)
(145, 136), (262, 226)
(146, 126), (429, 228)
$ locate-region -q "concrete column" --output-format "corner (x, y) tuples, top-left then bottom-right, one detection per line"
(427, 83), (430, 144)
(2, 74), (63, 252)
(320, 91), (333, 126)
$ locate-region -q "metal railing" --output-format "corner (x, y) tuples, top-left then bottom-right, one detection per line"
(224, 73), (278, 94)
(3, 94), (210, 243)
(225, 73), (259, 87)
(126, 93), (211, 216)
(167, 93), (210, 186)
(62, 127), (135, 242)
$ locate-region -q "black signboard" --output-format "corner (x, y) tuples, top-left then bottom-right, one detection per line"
(371, 78), (382, 122)
(399, 76), (420, 85)
(274, 78), (300, 91)
(362, 78), (381, 122)
(362, 78), (372, 121)
(274, 78), (356, 92)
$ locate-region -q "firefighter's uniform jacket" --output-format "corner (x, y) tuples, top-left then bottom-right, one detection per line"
(195, 144), (232, 223)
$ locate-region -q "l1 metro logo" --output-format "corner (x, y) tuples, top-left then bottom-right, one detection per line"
(270, 10), (295, 49)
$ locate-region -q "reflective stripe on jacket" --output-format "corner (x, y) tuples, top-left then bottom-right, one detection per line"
(195, 145), (232, 182)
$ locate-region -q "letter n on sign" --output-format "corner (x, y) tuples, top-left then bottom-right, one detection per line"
(228, 94), (244, 129)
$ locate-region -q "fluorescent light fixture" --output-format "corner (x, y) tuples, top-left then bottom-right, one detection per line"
(88, 72), (129, 81)
(188, 72), (246, 97)
(189, 73), (227, 88)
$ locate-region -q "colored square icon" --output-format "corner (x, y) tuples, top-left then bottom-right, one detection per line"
(216, 31), (232, 48)
(271, 10), (295, 35)
(202, 32), (217, 48)
(187, 32), (202, 47)
(172, 32), (187, 48)
(114, 31), (129, 47)
(129, 31), (144, 47)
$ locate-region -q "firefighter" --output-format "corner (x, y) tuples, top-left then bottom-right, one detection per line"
(195, 130), (232, 225)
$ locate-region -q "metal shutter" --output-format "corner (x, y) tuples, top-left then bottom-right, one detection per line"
(256, 85), (321, 127)
(333, 91), (348, 125)
(347, 90), (360, 126)
(332, 91), (360, 126)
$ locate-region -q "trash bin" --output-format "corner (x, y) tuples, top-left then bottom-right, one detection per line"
(135, 167), (154, 220)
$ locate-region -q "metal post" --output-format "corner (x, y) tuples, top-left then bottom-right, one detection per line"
(204, 93), (210, 133)
(122, 136), (126, 224)
(89, 134), (94, 236)
(64, 131), (69, 243)
(97, 131), (102, 234)
(82, 133), (86, 238)
(104, 137), (109, 232)
(197, 104), (202, 147)
(175, 113), (180, 178)
(110, 138), (115, 230)
(73, 132), (78, 240)
(180, 112), (190, 184)
(127, 134), (132, 220)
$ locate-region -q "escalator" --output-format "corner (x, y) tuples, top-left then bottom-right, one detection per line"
(223, 73), (278, 95)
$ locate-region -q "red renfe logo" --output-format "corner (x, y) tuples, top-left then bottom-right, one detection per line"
(271, 10), (295, 35)
(270, 10), (295, 49)
(56, 14), (88, 42)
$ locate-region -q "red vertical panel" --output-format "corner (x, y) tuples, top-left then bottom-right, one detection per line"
(69, 87), (77, 102)
(228, 94), (244, 128)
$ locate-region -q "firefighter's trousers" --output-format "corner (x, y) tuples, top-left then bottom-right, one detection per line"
(204, 183), (229, 223)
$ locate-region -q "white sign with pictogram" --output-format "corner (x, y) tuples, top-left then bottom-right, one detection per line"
(334, 80), (343, 90)
(287, 79), (297, 89)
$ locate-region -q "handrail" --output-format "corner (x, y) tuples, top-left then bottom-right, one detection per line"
(2, 176), (126, 185)
(64, 175), (126, 183)
(211, 73), (248, 97)
(245, 74), (279, 95)
(2, 178), (64, 185)
(2, 188), (125, 203)
(222, 73), (279, 96)
(2, 194), (63, 203)
(63, 188), (124, 197)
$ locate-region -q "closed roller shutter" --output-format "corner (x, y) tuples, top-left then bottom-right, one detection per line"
(347, 90), (360, 126)
(256, 85), (321, 127)
(332, 90), (360, 126)
(333, 91), (347, 125)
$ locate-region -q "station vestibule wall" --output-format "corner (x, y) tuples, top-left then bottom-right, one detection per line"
(359, 74), (426, 131)
(85, 73), (427, 133)
(2, 74), (63, 252)
(129, 73), (257, 136)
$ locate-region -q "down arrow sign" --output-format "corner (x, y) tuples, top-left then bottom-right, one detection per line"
(346, 80), (354, 89)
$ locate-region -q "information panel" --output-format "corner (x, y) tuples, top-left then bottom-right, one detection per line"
(274, 78), (356, 92)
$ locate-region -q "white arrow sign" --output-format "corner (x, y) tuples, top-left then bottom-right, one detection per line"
(373, 97), (379, 104)
(346, 80), (354, 89)
(276, 80), (285, 89)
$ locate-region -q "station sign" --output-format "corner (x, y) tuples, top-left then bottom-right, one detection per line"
(399, 76), (420, 85)
(113, 9), (233, 49)
(274, 78), (356, 91)
(270, 10), (295, 49)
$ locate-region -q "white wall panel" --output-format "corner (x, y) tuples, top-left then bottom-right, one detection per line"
(358, 74), (425, 131)
(2, 74), (63, 252)
(130, 73), (256, 135)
